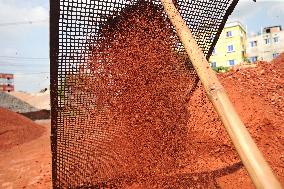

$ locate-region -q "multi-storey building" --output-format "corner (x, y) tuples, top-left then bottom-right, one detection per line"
(0, 73), (14, 92)
(209, 21), (247, 68)
(246, 26), (284, 62)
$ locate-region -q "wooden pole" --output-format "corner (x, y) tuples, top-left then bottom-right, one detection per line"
(160, 0), (283, 188)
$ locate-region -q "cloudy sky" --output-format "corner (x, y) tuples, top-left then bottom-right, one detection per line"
(0, 0), (283, 92)
(0, 0), (49, 92)
(229, 0), (284, 35)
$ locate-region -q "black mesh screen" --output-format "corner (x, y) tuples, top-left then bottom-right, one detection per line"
(50, 0), (238, 188)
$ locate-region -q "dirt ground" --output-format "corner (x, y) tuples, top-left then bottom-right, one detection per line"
(0, 120), (51, 189)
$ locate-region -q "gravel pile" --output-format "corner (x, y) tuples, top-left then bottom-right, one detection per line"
(10, 91), (50, 110)
(0, 91), (38, 113)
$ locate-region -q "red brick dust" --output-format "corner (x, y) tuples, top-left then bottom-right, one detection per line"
(60, 1), (284, 188)
(0, 107), (45, 151)
(63, 1), (201, 187)
(87, 1), (197, 175)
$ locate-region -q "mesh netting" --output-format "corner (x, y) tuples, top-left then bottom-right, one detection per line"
(50, 0), (238, 188)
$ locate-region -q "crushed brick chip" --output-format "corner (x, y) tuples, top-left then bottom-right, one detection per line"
(56, 1), (284, 188)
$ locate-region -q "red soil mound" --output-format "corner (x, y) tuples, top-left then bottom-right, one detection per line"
(0, 107), (45, 151)
(167, 53), (284, 188)
(187, 53), (284, 167)
(217, 53), (284, 187)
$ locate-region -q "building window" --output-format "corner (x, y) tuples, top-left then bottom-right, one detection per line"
(210, 34), (215, 42)
(212, 48), (216, 55)
(250, 41), (257, 47)
(273, 53), (279, 58)
(7, 79), (13, 84)
(265, 28), (271, 33)
(211, 62), (217, 68)
(250, 56), (258, 63)
(227, 45), (234, 52)
(228, 60), (235, 66)
(226, 31), (233, 37)
(264, 38), (270, 45)
(274, 37), (279, 43)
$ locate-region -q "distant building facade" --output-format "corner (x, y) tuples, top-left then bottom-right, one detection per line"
(209, 21), (247, 68)
(246, 26), (284, 62)
(0, 73), (14, 92)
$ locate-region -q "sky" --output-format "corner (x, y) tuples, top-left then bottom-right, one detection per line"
(228, 0), (284, 35)
(0, 0), (283, 92)
(0, 0), (49, 92)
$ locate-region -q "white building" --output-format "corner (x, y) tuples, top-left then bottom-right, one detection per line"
(246, 26), (284, 63)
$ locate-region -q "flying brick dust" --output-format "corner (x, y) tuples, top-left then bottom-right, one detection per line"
(63, 2), (199, 187)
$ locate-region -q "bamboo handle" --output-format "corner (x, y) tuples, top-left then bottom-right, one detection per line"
(160, 0), (283, 188)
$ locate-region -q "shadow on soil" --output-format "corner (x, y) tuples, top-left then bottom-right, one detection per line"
(76, 161), (243, 188)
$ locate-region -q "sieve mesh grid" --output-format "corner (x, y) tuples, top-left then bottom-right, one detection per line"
(50, 0), (239, 188)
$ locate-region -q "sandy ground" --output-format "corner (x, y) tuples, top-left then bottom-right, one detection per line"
(10, 91), (50, 110)
(0, 120), (51, 189)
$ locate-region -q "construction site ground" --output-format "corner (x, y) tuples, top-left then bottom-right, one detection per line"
(0, 54), (283, 188)
(0, 120), (51, 189)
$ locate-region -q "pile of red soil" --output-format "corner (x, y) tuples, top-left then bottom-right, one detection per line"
(214, 53), (284, 187)
(176, 53), (284, 188)
(0, 107), (45, 151)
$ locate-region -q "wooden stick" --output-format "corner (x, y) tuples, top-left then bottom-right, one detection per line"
(160, 0), (283, 188)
